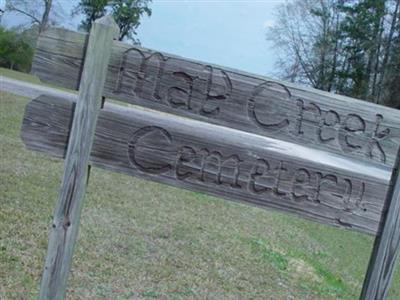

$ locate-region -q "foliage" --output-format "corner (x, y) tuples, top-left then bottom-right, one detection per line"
(74, 0), (152, 42)
(73, 0), (108, 32)
(112, 0), (152, 42)
(0, 26), (34, 72)
(267, 0), (400, 108)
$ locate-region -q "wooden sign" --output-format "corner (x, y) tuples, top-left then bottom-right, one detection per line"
(21, 95), (392, 235)
(32, 28), (400, 169)
(4, 18), (399, 300)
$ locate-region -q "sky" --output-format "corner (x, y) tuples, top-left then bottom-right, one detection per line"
(0, 0), (285, 76)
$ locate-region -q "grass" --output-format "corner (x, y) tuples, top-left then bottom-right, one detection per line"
(1, 68), (399, 299)
(1, 67), (42, 84)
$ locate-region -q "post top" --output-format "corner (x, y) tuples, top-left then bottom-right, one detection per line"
(95, 15), (119, 37)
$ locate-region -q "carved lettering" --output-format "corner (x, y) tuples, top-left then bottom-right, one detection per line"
(272, 162), (288, 196)
(367, 114), (389, 163)
(220, 155), (242, 188)
(200, 66), (232, 116)
(295, 99), (322, 136)
(315, 173), (338, 204)
(113, 47), (393, 165)
(127, 126), (173, 174)
(199, 149), (223, 183)
(246, 81), (391, 163)
(144, 52), (168, 101)
(248, 159), (272, 194)
(247, 82), (290, 132)
(339, 113), (366, 152)
(127, 126), (369, 214)
(115, 48), (145, 98)
(115, 48), (167, 102)
(319, 110), (340, 142)
(176, 146), (197, 180)
(291, 168), (312, 202)
(167, 72), (195, 110)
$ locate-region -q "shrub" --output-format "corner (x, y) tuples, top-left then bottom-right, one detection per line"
(0, 26), (34, 72)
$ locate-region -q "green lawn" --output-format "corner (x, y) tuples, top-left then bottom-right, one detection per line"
(1, 68), (399, 299)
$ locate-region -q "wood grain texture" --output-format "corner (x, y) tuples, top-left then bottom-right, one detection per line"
(31, 28), (400, 169)
(38, 16), (119, 300)
(21, 94), (394, 236)
(360, 156), (400, 299)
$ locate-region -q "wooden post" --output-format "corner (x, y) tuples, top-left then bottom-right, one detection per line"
(39, 16), (118, 300)
(360, 156), (400, 300)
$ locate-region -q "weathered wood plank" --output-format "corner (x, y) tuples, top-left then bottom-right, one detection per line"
(31, 28), (400, 169)
(38, 16), (119, 300)
(21, 94), (393, 235)
(31, 28), (87, 90)
(360, 155), (400, 299)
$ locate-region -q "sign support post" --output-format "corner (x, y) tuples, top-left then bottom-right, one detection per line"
(39, 16), (118, 300)
(360, 154), (400, 300)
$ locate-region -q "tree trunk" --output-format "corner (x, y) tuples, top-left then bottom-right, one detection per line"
(377, 0), (399, 104)
(39, 0), (52, 33)
(363, 5), (383, 101)
(371, 16), (385, 102)
(328, 7), (341, 92)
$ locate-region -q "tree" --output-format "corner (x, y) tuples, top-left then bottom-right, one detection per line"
(338, 0), (386, 100)
(0, 26), (34, 71)
(267, 0), (400, 109)
(73, 0), (108, 32)
(5, 0), (58, 33)
(381, 1), (400, 108)
(112, 0), (151, 42)
(74, 0), (152, 42)
(267, 0), (342, 91)
(376, 0), (400, 105)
